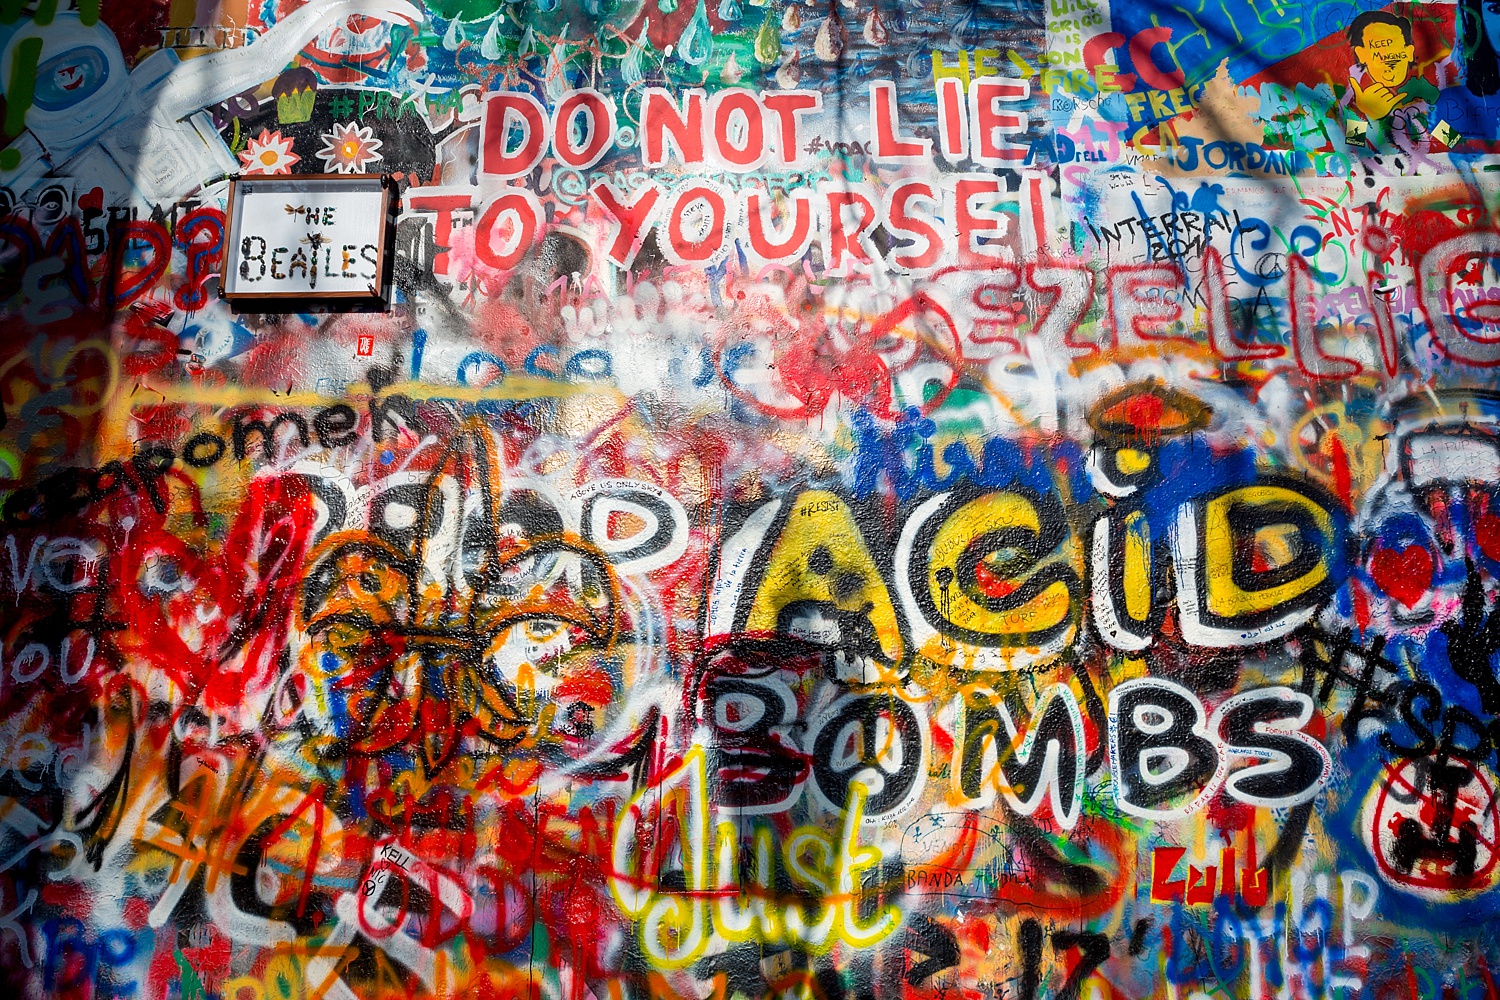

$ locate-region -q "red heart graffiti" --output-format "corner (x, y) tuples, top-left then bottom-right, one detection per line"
(1370, 544), (1434, 608)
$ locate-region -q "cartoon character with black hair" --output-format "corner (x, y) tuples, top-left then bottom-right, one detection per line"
(1460, 0), (1500, 94)
(1435, 0), (1500, 141)
(1344, 10), (1438, 145)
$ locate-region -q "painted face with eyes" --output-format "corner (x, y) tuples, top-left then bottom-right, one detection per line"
(1355, 21), (1415, 89)
(1485, 1), (1500, 56)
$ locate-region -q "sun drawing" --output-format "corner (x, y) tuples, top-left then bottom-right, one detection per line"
(318, 122), (384, 174)
(237, 129), (301, 175)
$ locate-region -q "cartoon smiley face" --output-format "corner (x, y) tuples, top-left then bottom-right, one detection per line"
(33, 45), (108, 109)
(55, 62), (85, 90)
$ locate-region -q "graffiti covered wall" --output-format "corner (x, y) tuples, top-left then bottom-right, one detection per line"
(9, 0), (1500, 997)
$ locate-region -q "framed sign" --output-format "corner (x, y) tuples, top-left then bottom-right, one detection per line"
(222, 174), (394, 303)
